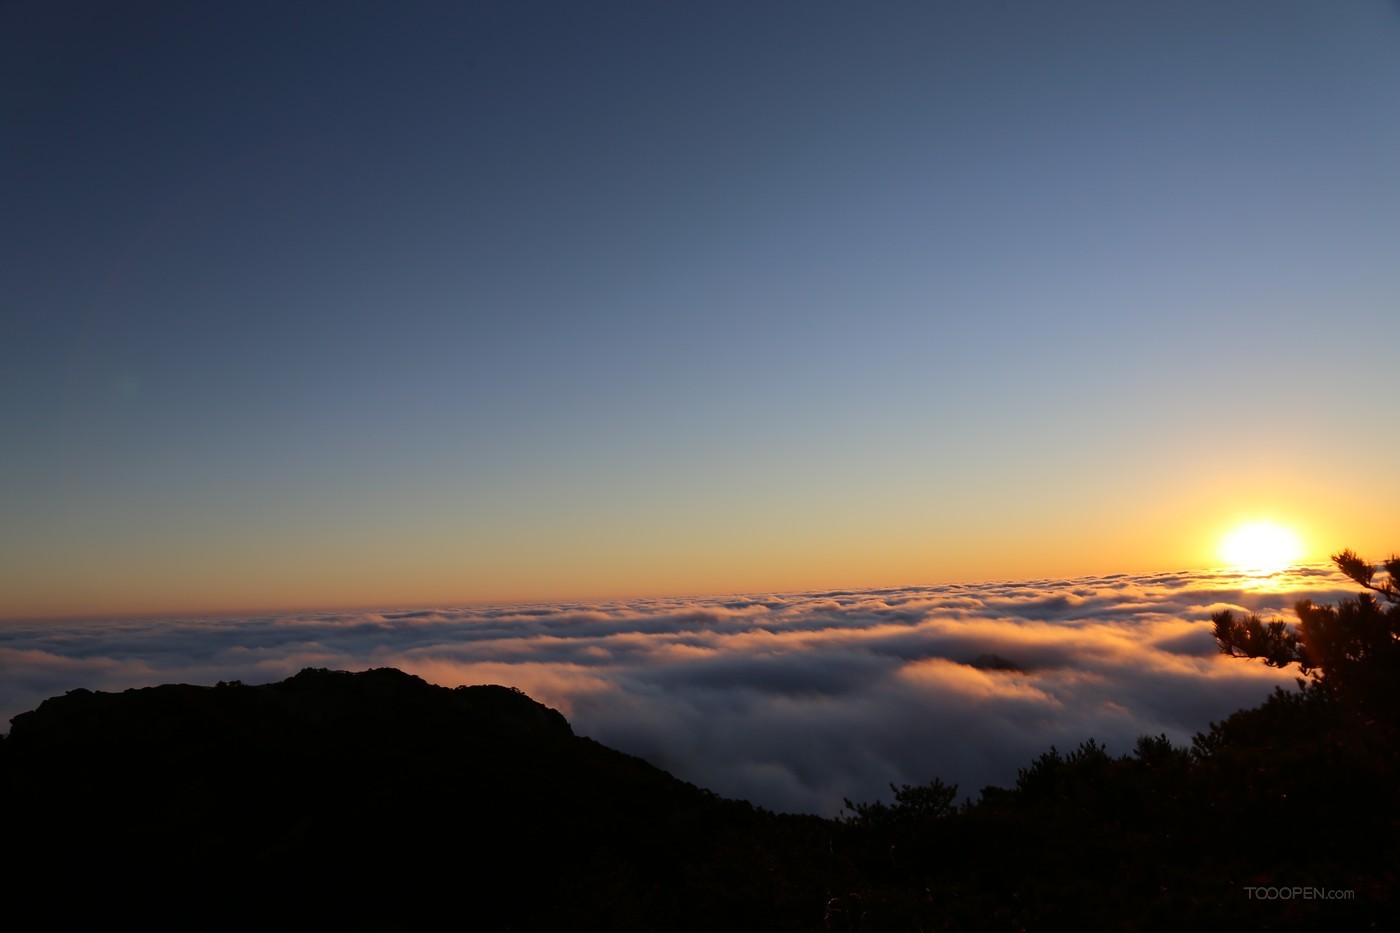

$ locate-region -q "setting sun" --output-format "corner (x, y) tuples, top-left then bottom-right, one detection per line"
(1219, 521), (1304, 574)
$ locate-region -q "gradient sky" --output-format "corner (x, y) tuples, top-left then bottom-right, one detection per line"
(4, 1), (1399, 618)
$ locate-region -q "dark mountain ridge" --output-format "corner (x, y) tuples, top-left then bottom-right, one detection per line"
(2, 668), (831, 930)
(4, 665), (1396, 930)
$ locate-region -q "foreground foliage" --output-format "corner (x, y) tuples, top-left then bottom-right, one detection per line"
(832, 682), (1395, 930)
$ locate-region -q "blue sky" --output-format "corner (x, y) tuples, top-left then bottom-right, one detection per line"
(4, 1), (1399, 616)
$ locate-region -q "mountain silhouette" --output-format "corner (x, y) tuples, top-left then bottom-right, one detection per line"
(4, 666), (1395, 930)
(2, 668), (829, 930)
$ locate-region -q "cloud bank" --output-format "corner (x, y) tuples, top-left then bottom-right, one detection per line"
(0, 565), (1358, 815)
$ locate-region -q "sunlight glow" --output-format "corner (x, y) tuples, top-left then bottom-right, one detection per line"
(1219, 521), (1304, 574)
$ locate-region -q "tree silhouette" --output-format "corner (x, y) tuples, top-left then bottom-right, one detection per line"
(1213, 549), (1400, 722)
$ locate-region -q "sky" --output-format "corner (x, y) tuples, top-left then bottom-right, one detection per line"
(0, 564), (1360, 814)
(4, 1), (1400, 618)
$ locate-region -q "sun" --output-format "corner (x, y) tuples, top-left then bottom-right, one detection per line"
(1219, 521), (1304, 574)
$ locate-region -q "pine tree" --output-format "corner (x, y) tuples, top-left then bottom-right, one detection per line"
(1212, 550), (1400, 722)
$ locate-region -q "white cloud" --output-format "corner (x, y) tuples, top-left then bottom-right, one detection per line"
(0, 564), (1357, 814)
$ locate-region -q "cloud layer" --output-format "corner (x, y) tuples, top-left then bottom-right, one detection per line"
(0, 565), (1357, 814)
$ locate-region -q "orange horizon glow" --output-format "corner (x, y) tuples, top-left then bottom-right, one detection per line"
(3, 492), (1385, 621)
(0, 550), (1351, 623)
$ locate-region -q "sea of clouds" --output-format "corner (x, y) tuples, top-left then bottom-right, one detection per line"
(0, 565), (1358, 815)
